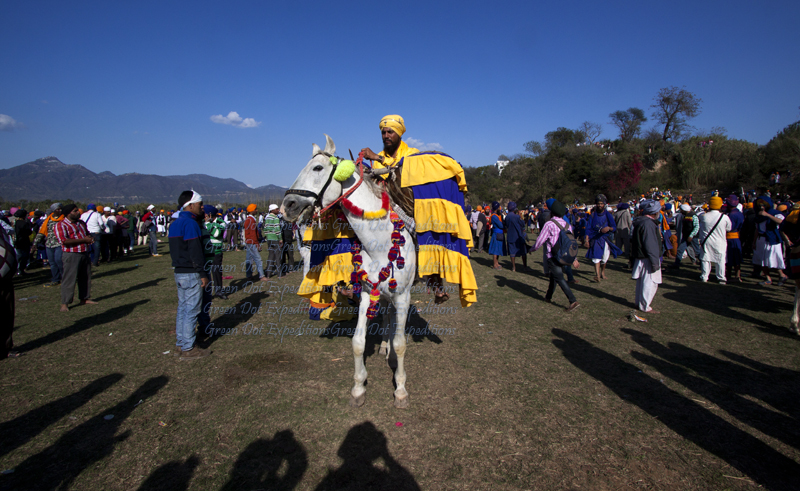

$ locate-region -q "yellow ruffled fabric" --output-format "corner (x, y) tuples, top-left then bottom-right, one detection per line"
(374, 141), (419, 180)
(401, 152), (468, 192)
(418, 244), (478, 307)
(414, 198), (474, 249)
(298, 208), (357, 321)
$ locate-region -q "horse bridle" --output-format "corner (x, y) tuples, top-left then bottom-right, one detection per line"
(284, 150), (338, 208)
(284, 150), (366, 219)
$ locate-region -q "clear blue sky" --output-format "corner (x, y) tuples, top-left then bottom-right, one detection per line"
(1, 1), (798, 187)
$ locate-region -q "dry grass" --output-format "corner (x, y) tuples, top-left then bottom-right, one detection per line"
(1, 238), (799, 490)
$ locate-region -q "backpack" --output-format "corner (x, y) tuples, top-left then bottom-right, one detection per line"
(549, 218), (579, 265)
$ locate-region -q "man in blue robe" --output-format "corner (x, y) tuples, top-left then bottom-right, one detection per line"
(586, 194), (622, 282)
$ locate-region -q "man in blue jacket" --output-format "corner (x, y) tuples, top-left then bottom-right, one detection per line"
(169, 190), (211, 360)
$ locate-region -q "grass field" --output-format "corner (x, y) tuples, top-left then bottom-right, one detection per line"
(1, 238), (799, 490)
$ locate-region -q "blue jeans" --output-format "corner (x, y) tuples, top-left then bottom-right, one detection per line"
(674, 238), (701, 266)
(244, 244), (265, 279)
(174, 273), (202, 351)
(46, 246), (63, 283)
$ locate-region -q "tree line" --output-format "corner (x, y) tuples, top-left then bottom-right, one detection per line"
(466, 87), (799, 206)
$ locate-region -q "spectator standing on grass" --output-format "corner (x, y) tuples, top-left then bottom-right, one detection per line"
(585, 194), (621, 283)
(243, 204), (268, 282)
(752, 195), (788, 285)
(38, 203), (65, 287)
(614, 203), (632, 257)
(168, 190), (211, 360)
(670, 203), (700, 269)
(725, 195), (744, 282)
(263, 204), (283, 279)
(488, 201), (506, 269)
(142, 205), (160, 256)
(13, 209), (32, 275)
(205, 207), (227, 299)
(473, 206), (486, 253)
(531, 200), (580, 312)
(127, 210), (138, 254)
(54, 204), (97, 312)
(698, 196), (732, 284)
(106, 209), (118, 262)
(505, 202), (529, 272)
(81, 204), (104, 267)
(280, 211), (296, 274)
(630, 200), (663, 313)
(0, 225), (17, 358)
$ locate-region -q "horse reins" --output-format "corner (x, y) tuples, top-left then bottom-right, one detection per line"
(284, 150), (367, 220)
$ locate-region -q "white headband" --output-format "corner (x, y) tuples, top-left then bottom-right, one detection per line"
(182, 190), (203, 209)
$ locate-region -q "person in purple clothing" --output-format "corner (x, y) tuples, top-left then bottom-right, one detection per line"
(532, 200), (580, 312)
(586, 194), (621, 282)
(168, 190), (211, 361)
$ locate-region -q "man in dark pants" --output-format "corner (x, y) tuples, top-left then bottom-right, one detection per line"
(279, 214), (295, 274)
(0, 226), (17, 358)
(54, 204), (97, 312)
(532, 200), (580, 312)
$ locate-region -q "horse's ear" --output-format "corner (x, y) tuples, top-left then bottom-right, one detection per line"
(311, 143), (321, 157)
(323, 134), (336, 156)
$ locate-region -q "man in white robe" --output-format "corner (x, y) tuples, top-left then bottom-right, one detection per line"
(698, 196), (732, 284)
(630, 200), (663, 313)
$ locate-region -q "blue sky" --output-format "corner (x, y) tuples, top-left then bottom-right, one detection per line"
(1, 1), (798, 188)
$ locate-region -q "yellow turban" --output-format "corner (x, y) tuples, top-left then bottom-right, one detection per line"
(379, 114), (406, 136)
(709, 197), (723, 210)
(246, 203), (257, 213)
(777, 204), (788, 212)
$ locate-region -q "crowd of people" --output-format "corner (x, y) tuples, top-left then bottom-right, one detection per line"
(0, 197), (303, 359)
(464, 189), (800, 329)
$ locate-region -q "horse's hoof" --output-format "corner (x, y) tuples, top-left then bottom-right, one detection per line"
(394, 396), (409, 409)
(350, 393), (366, 407)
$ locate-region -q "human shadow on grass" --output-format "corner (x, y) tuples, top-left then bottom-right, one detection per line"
(14, 299), (150, 353)
(219, 430), (308, 491)
(552, 329), (800, 491)
(493, 274), (544, 301)
(622, 328), (800, 451)
(0, 376), (168, 491)
(197, 291), (267, 349)
(315, 421), (421, 491)
(0, 373), (124, 459)
(659, 275), (798, 339)
(92, 278), (164, 302)
(91, 265), (139, 279)
(136, 455), (199, 491)
(569, 279), (632, 309)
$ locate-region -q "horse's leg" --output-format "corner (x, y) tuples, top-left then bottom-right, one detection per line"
(392, 292), (411, 408)
(350, 291), (370, 407)
(379, 298), (391, 357)
(791, 280), (800, 335)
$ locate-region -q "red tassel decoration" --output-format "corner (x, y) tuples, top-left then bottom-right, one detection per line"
(389, 278), (398, 290)
(388, 245), (399, 261)
(396, 256), (405, 269)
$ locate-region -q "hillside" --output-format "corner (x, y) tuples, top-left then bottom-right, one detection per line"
(0, 157), (287, 203)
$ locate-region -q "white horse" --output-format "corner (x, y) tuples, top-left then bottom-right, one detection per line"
(791, 280), (800, 335)
(282, 135), (417, 408)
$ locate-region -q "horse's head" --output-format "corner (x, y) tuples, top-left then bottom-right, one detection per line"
(282, 134), (344, 223)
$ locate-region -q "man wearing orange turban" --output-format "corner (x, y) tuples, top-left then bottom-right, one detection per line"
(698, 197), (732, 283)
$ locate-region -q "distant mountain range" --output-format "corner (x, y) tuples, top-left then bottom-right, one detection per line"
(0, 157), (288, 204)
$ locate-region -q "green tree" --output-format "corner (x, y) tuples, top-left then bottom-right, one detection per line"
(544, 127), (585, 151)
(651, 86), (702, 142)
(609, 108), (647, 142)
